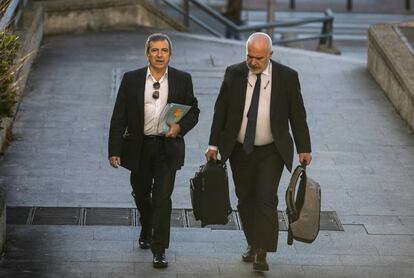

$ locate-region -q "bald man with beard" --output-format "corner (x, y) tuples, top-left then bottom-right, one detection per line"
(206, 32), (312, 272)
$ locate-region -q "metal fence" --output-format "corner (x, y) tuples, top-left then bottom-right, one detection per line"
(288, 0), (411, 11)
(159, 0), (334, 47)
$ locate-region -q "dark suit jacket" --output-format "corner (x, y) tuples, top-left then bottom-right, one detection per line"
(108, 66), (199, 171)
(208, 60), (311, 172)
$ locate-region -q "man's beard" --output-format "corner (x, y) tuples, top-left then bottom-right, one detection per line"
(246, 62), (263, 74)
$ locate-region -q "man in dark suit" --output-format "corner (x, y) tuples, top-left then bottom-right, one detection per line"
(206, 32), (311, 272)
(108, 33), (199, 268)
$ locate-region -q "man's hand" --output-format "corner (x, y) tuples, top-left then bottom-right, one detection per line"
(165, 122), (181, 138)
(205, 149), (218, 161)
(299, 153), (312, 165)
(109, 156), (121, 168)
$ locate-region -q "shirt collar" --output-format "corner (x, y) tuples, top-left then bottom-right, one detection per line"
(146, 66), (168, 83)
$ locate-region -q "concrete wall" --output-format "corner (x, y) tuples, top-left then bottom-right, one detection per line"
(0, 3), (44, 255)
(40, 0), (186, 35)
(0, 191), (5, 254)
(368, 23), (414, 132)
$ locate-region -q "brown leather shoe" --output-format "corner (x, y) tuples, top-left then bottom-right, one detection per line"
(241, 245), (255, 262)
(253, 248), (269, 271)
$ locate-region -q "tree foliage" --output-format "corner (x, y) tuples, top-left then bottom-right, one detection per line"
(0, 31), (19, 118)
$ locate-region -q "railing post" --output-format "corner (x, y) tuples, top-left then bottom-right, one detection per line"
(290, 0), (295, 9)
(319, 22), (327, 46)
(319, 9), (333, 48)
(406, 0), (411, 10)
(327, 18), (333, 48)
(183, 0), (190, 28)
(347, 0), (352, 11)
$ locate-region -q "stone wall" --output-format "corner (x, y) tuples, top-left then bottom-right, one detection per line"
(40, 0), (186, 35)
(0, 3), (44, 255)
(368, 23), (414, 131)
(0, 190), (5, 254)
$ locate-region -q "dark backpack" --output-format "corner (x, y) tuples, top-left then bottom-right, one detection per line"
(285, 163), (321, 245)
(190, 160), (232, 227)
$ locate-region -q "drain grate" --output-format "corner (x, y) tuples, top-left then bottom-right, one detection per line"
(6, 207), (343, 231)
(320, 211), (344, 231)
(85, 208), (133, 226)
(278, 211), (288, 231)
(6, 207), (31, 225)
(171, 209), (186, 227)
(186, 210), (239, 230)
(33, 207), (81, 225)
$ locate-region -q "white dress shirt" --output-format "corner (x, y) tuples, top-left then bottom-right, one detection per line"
(144, 67), (168, 135)
(208, 62), (273, 152)
(237, 62), (273, 146)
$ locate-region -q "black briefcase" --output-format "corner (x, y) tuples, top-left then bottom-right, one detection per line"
(190, 160), (232, 227)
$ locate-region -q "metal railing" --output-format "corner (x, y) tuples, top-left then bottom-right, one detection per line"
(0, 0), (28, 32)
(289, 0), (411, 11)
(159, 0), (334, 48)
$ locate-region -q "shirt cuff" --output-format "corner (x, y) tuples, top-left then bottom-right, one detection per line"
(205, 145), (218, 154)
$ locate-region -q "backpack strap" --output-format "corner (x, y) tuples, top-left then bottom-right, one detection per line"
(285, 163), (307, 245)
(286, 165), (306, 219)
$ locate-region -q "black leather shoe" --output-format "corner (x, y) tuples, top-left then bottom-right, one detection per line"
(241, 245), (255, 262)
(153, 253), (168, 268)
(138, 238), (151, 249)
(253, 248), (269, 271)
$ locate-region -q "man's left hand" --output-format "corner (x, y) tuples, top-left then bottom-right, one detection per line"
(299, 153), (312, 165)
(165, 122), (181, 138)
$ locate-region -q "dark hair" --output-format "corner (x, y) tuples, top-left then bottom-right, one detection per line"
(145, 33), (173, 55)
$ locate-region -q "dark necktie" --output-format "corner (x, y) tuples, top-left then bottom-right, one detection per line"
(243, 74), (261, 154)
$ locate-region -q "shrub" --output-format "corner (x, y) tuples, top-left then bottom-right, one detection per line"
(0, 31), (20, 118)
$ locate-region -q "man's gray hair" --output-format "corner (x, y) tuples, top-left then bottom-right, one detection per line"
(145, 33), (173, 55)
(246, 32), (273, 52)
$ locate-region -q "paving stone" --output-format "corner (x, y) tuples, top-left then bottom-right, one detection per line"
(339, 254), (414, 267)
(389, 267), (414, 278)
(133, 262), (219, 275)
(302, 266), (393, 278)
(47, 262), (134, 274)
(219, 263), (307, 277)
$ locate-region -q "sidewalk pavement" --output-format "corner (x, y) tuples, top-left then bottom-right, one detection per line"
(0, 28), (413, 277)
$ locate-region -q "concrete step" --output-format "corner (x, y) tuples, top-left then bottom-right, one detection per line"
(1, 224), (413, 277)
(0, 225), (414, 277)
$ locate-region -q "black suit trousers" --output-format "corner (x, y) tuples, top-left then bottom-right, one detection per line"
(130, 137), (176, 254)
(229, 142), (284, 252)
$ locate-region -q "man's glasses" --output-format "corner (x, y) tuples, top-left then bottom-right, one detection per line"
(152, 82), (160, 99)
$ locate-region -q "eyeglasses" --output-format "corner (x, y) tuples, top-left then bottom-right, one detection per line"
(152, 82), (160, 99)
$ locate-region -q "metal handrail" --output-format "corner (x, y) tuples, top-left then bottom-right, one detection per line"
(159, 0), (334, 47)
(0, 0), (27, 32)
(160, 0), (222, 37)
(290, 0), (411, 11)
